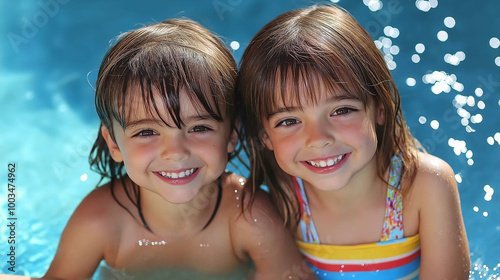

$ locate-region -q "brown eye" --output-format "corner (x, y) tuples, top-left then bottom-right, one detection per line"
(332, 107), (355, 116)
(188, 125), (211, 133)
(275, 118), (299, 128)
(135, 130), (157, 137)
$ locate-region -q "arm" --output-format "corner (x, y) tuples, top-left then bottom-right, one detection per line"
(44, 189), (110, 280)
(414, 154), (470, 279)
(232, 189), (316, 280)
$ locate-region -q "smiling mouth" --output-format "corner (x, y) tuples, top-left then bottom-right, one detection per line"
(158, 168), (197, 179)
(306, 154), (345, 168)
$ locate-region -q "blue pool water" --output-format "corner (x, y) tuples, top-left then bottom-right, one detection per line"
(1, 0), (499, 278)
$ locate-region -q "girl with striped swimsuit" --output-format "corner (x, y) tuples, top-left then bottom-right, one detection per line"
(237, 4), (470, 279)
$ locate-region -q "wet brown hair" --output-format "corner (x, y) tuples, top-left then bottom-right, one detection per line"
(89, 18), (237, 230)
(236, 5), (421, 229)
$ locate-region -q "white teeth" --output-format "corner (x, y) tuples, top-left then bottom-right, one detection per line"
(307, 155), (344, 168)
(159, 168), (195, 179)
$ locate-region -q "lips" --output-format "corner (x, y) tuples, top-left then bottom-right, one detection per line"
(155, 168), (199, 185)
(158, 168), (197, 179)
(302, 153), (349, 174)
(306, 154), (345, 168)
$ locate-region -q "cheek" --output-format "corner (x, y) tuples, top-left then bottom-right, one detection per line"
(269, 136), (297, 160)
(197, 137), (230, 159)
(359, 118), (379, 145)
(337, 118), (378, 146)
(122, 143), (156, 164)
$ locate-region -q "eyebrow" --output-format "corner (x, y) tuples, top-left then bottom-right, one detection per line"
(125, 113), (219, 129)
(124, 119), (163, 129)
(266, 94), (360, 120)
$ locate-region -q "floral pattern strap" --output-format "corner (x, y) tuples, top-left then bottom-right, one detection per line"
(293, 177), (320, 243)
(381, 155), (404, 241)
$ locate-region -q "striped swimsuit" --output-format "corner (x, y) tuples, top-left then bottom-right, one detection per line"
(293, 155), (421, 279)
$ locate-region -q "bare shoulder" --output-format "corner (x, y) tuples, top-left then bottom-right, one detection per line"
(71, 183), (119, 228)
(55, 182), (125, 251)
(410, 152), (459, 203)
(223, 173), (312, 279)
(416, 152), (455, 181)
(408, 154), (470, 278)
(44, 181), (126, 278)
(221, 172), (278, 223)
(221, 172), (285, 244)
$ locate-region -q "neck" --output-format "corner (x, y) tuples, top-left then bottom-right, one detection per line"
(302, 156), (386, 211)
(139, 180), (221, 235)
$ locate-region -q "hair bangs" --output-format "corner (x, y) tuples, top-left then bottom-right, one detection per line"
(255, 51), (370, 120)
(105, 43), (230, 132)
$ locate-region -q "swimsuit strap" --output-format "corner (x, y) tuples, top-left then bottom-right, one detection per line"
(294, 154), (404, 244)
(380, 155), (405, 241)
(293, 177), (320, 243)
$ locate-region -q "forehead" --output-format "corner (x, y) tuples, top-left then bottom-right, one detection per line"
(268, 67), (364, 112)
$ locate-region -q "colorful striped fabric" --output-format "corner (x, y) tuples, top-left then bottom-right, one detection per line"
(297, 234), (420, 279)
(293, 155), (421, 279)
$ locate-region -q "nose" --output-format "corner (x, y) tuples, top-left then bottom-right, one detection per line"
(160, 134), (190, 161)
(304, 120), (334, 149)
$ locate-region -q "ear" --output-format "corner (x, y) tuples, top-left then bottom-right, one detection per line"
(376, 102), (385, 125)
(227, 119), (239, 153)
(101, 125), (124, 162)
(260, 130), (274, 150)
(227, 128), (239, 153)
